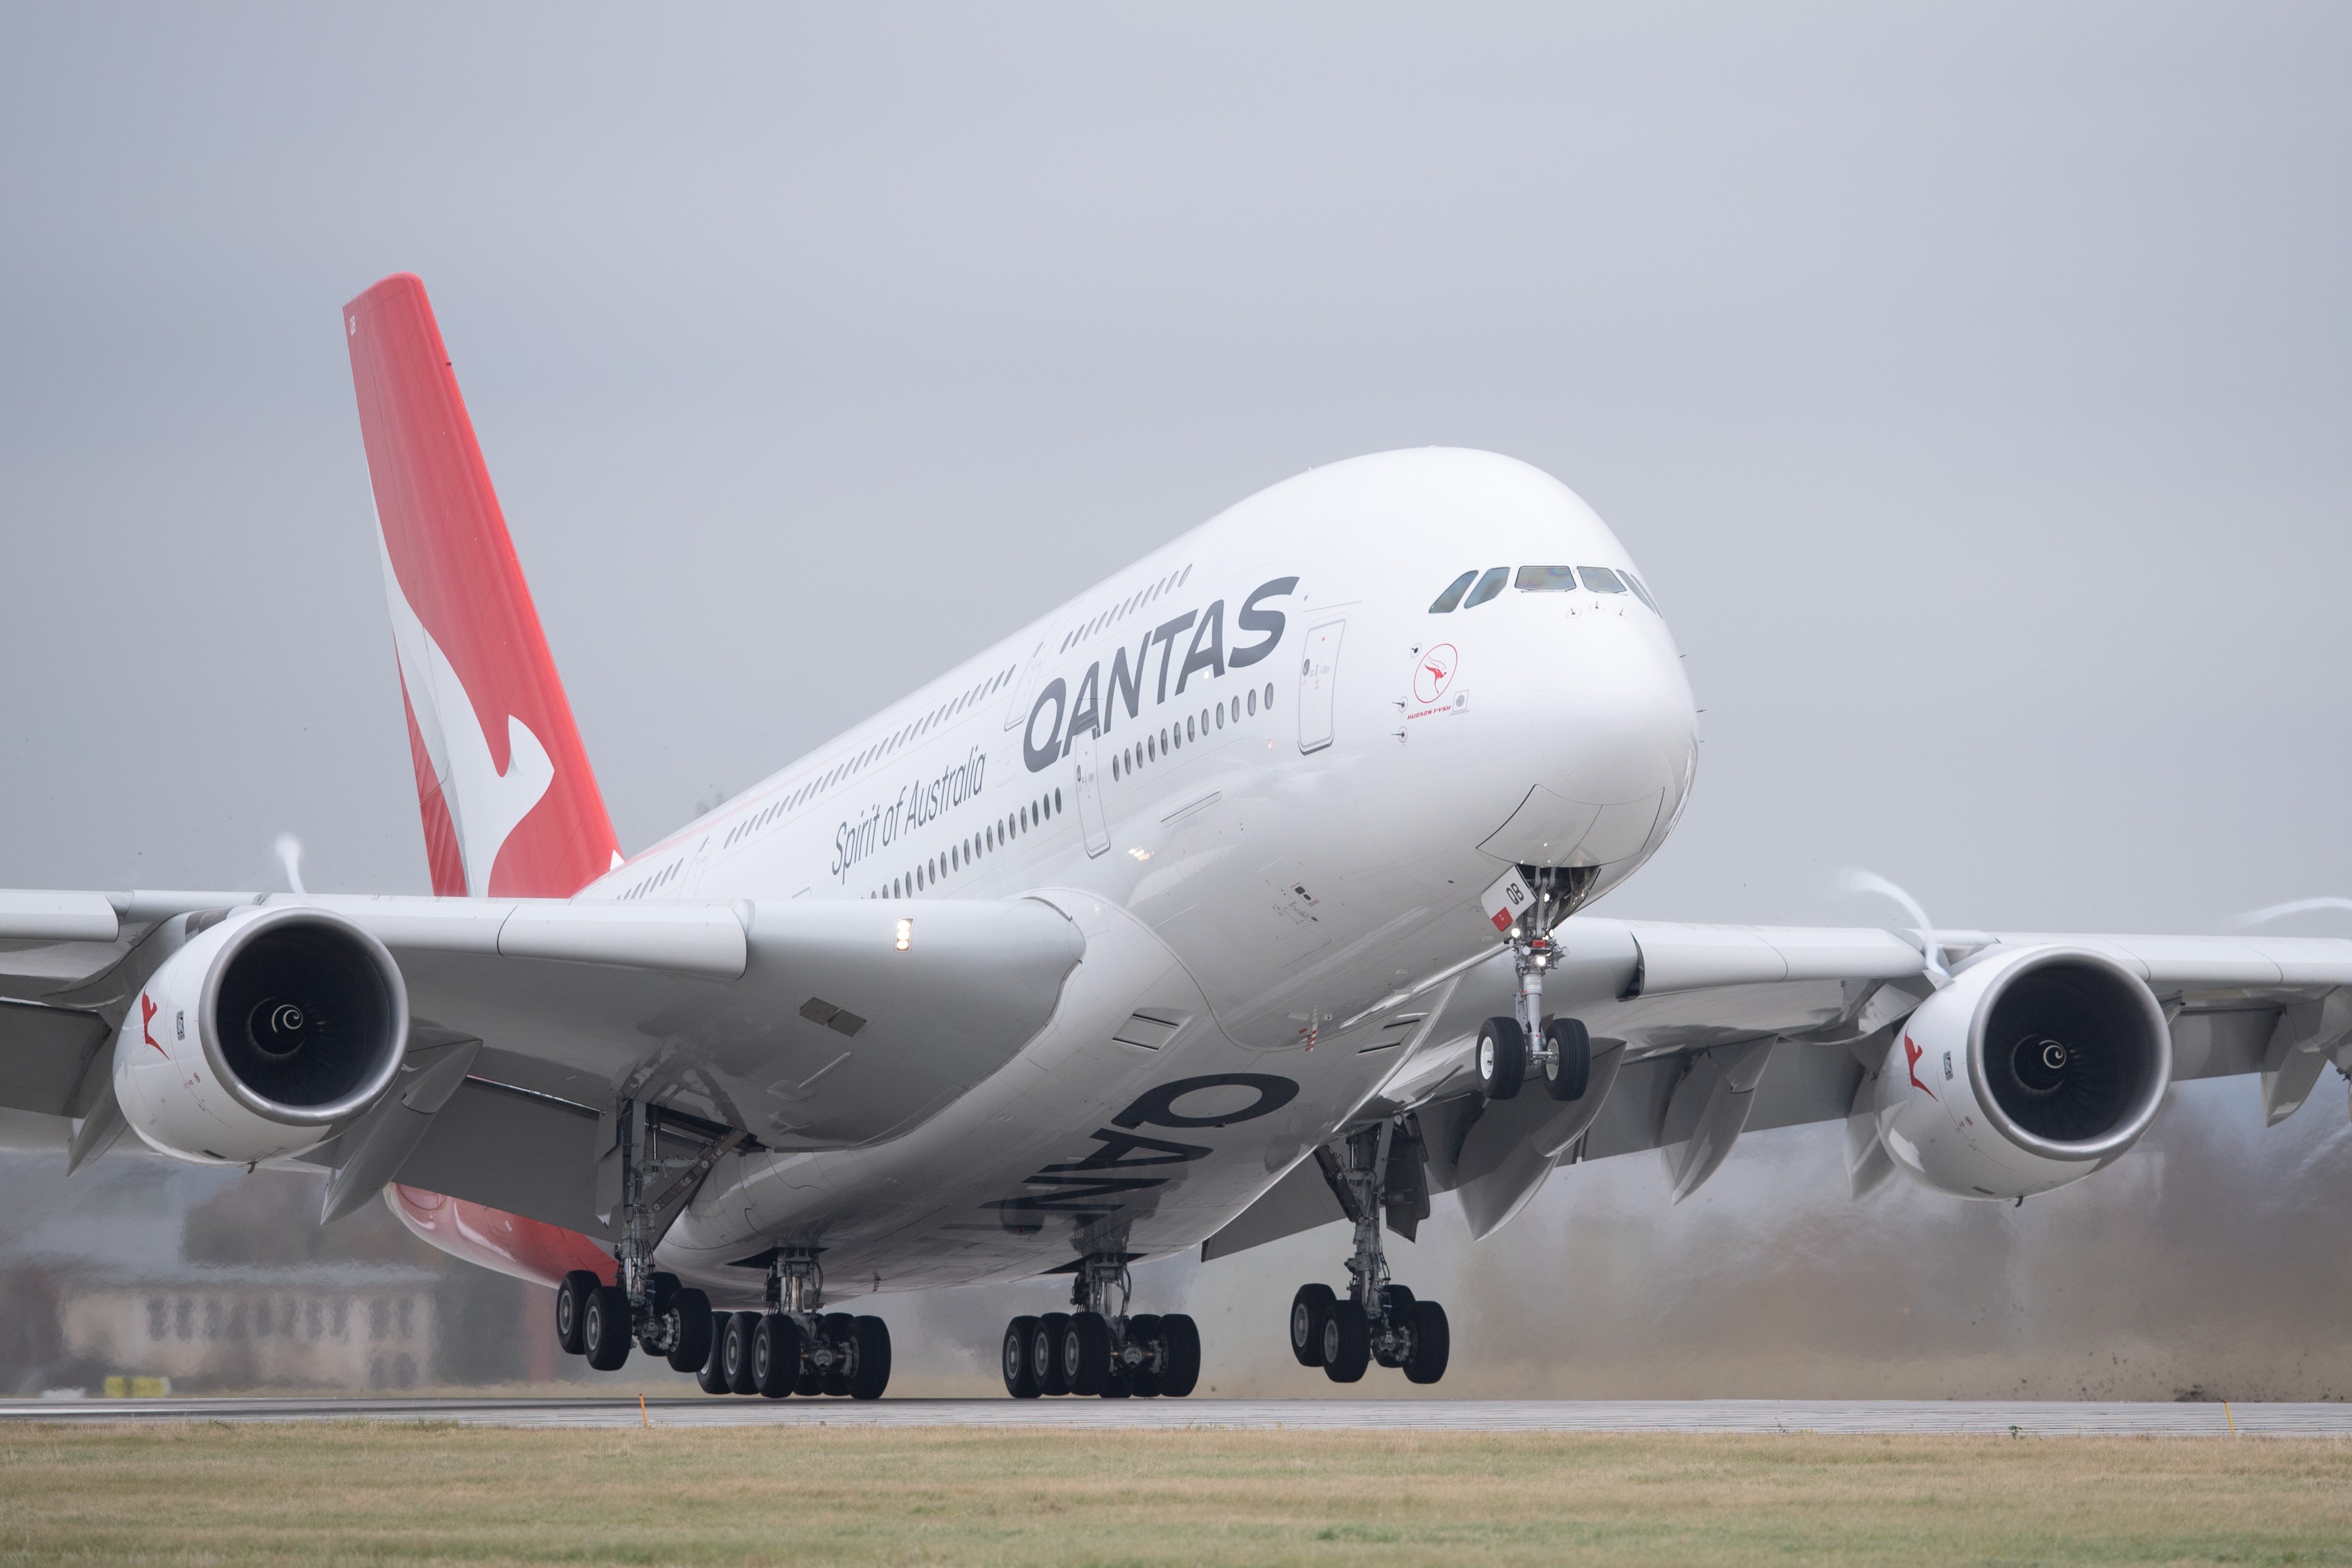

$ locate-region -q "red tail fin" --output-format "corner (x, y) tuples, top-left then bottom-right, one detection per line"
(344, 274), (620, 898)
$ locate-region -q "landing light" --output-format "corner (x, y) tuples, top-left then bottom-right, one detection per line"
(894, 918), (912, 952)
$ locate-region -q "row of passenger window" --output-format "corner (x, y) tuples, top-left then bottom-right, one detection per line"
(701, 658), (1026, 872)
(868, 789), (1065, 901)
(1429, 564), (1661, 615)
(1111, 682), (1273, 782)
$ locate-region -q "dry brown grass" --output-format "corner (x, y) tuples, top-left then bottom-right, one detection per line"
(0, 1422), (2346, 1566)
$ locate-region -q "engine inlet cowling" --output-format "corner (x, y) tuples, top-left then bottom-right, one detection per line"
(1875, 945), (2170, 1201)
(115, 906), (410, 1166)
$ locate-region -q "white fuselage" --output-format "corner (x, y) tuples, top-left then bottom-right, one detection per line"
(582, 449), (1699, 1302)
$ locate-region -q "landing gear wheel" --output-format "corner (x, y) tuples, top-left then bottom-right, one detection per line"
(754, 1314), (802, 1398)
(1125, 1314), (1162, 1397)
(1403, 1299), (1450, 1385)
(1003, 1316), (1041, 1398)
(582, 1284), (632, 1372)
(1374, 1286), (1416, 1368)
(1478, 1016), (1527, 1100)
(721, 1311), (760, 1395)
(1034, 1312), (1072, 1395)
(665, 1288), (713, 1373)
(1320, 1299), (1370, 1383)
(1289, 1284), (1335, 1366)
(849, 1316), (891, 1400)
(820, 1312), (856, 1396)
(695, 1310), (731, 1395)
(555, 1270), (598, 1355)
(1542, 1017), (1592, 1102)
(1065, 1311), (1113, 1396)
(1159, 1313), (1201, 1397)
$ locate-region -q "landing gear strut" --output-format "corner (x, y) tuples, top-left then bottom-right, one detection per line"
(1478, 867), (1592, 1103)
(1288, 1118), (1449, 1384)
(550, 1099), (751, 1384)
(1003, 1251), (1199, 1399)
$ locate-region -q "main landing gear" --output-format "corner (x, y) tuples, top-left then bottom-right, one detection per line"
(1477, 868), (1592, 1103)
(1287, 1120), (1449, 1384)
(1002, 1254), (1200, 1399)
(549, 1101), (890, 1396)
(553, 1100), (743, 1378)
(557, 1266), (716, 1376)
(694, 1249), (892, 1400)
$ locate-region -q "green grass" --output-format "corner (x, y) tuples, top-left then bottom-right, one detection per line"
(1, 1423), (2347, 1565)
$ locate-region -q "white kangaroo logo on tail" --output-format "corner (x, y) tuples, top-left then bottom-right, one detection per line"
(379, 532), (554, 897)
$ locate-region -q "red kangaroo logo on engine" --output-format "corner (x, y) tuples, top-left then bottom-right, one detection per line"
(1903, 1032), (1935, 1099)
(140, 993), (165, 1056)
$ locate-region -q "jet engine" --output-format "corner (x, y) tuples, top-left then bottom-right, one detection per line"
(114, 906), (409, 1166)
(1875, 945), (2170, 1202)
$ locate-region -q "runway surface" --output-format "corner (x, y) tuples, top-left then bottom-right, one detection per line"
(4, 1396), (2347, 1436)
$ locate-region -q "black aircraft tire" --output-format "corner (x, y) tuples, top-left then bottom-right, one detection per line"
(1321, 1299), (1370, 1384)
(694, 1310), (731, 1395)
(849, 1316), (891, 1400)
(1067, 1311), (1113, 1397)
(754, 1314), (802, 1399)
(1003, 1316), (1041, 1398)
(1289, 1283), (1335, 1366)
(1543, 1017), (1592, 1102)
(666, 1289), (713, 1373)
(582, 1285), (632, 1372)
(1404, 1299), (1450, 1385)
(1125, 1314), (1162, 1397)
(1035, 1312), (1072, 1395)
(555, 1270), (598, 1356)
(722, 1311), (760, 1395)
(821, 1312), (856, 1396)
(1477, 1017), (1527, 1100)
(1159, 1313), (1202, 1397)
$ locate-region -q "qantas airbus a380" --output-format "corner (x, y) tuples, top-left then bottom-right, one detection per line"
(4, 274), (2346, 1399)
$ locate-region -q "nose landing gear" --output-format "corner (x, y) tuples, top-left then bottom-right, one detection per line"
(1001, 1252), (1200, 1399)
(1478, 867), (1592, 1102)
(1287, 1119), (1449, 1384)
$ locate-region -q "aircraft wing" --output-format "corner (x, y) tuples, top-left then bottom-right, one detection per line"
(0, 889), (1084, 1234)
(1208, 916), (2352, 1257)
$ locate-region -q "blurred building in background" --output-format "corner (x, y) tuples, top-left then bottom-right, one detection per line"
(0, 1149), (570, 1397)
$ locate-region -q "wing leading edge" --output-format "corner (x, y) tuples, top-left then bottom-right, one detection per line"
(0, 890), (1085, 1237)
(1206, 917), (2352, 1257)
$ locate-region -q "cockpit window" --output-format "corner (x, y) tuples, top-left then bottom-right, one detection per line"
(1462, 566), (1509, 608)
(1579, 566), (1627, 594)
(1428, 571), (1477, 613)
(1514, 565), (1578, 592)
(1623, 572), (1660, 612)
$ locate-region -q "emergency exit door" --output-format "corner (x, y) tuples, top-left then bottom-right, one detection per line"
(1297, 619), (1345, 754)
(1070, 732), (1111, 857)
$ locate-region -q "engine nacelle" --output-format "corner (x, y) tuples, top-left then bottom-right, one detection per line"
(114, 906), (409, 1166)
(1875, 945), (2170, 1202)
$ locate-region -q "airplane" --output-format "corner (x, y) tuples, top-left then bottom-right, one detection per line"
(3, 272), (2347, 1400)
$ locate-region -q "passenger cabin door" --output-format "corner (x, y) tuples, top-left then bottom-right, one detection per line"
(1297, 619), (1346, 754)
(1069, 732), (1111, 858)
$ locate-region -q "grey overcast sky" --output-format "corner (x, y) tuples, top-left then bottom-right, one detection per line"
(3, 2), (2347, 939)
(7, 5), (2352, 1400)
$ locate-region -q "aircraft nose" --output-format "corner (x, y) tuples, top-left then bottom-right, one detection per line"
(1477, 609), (1698, 876)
